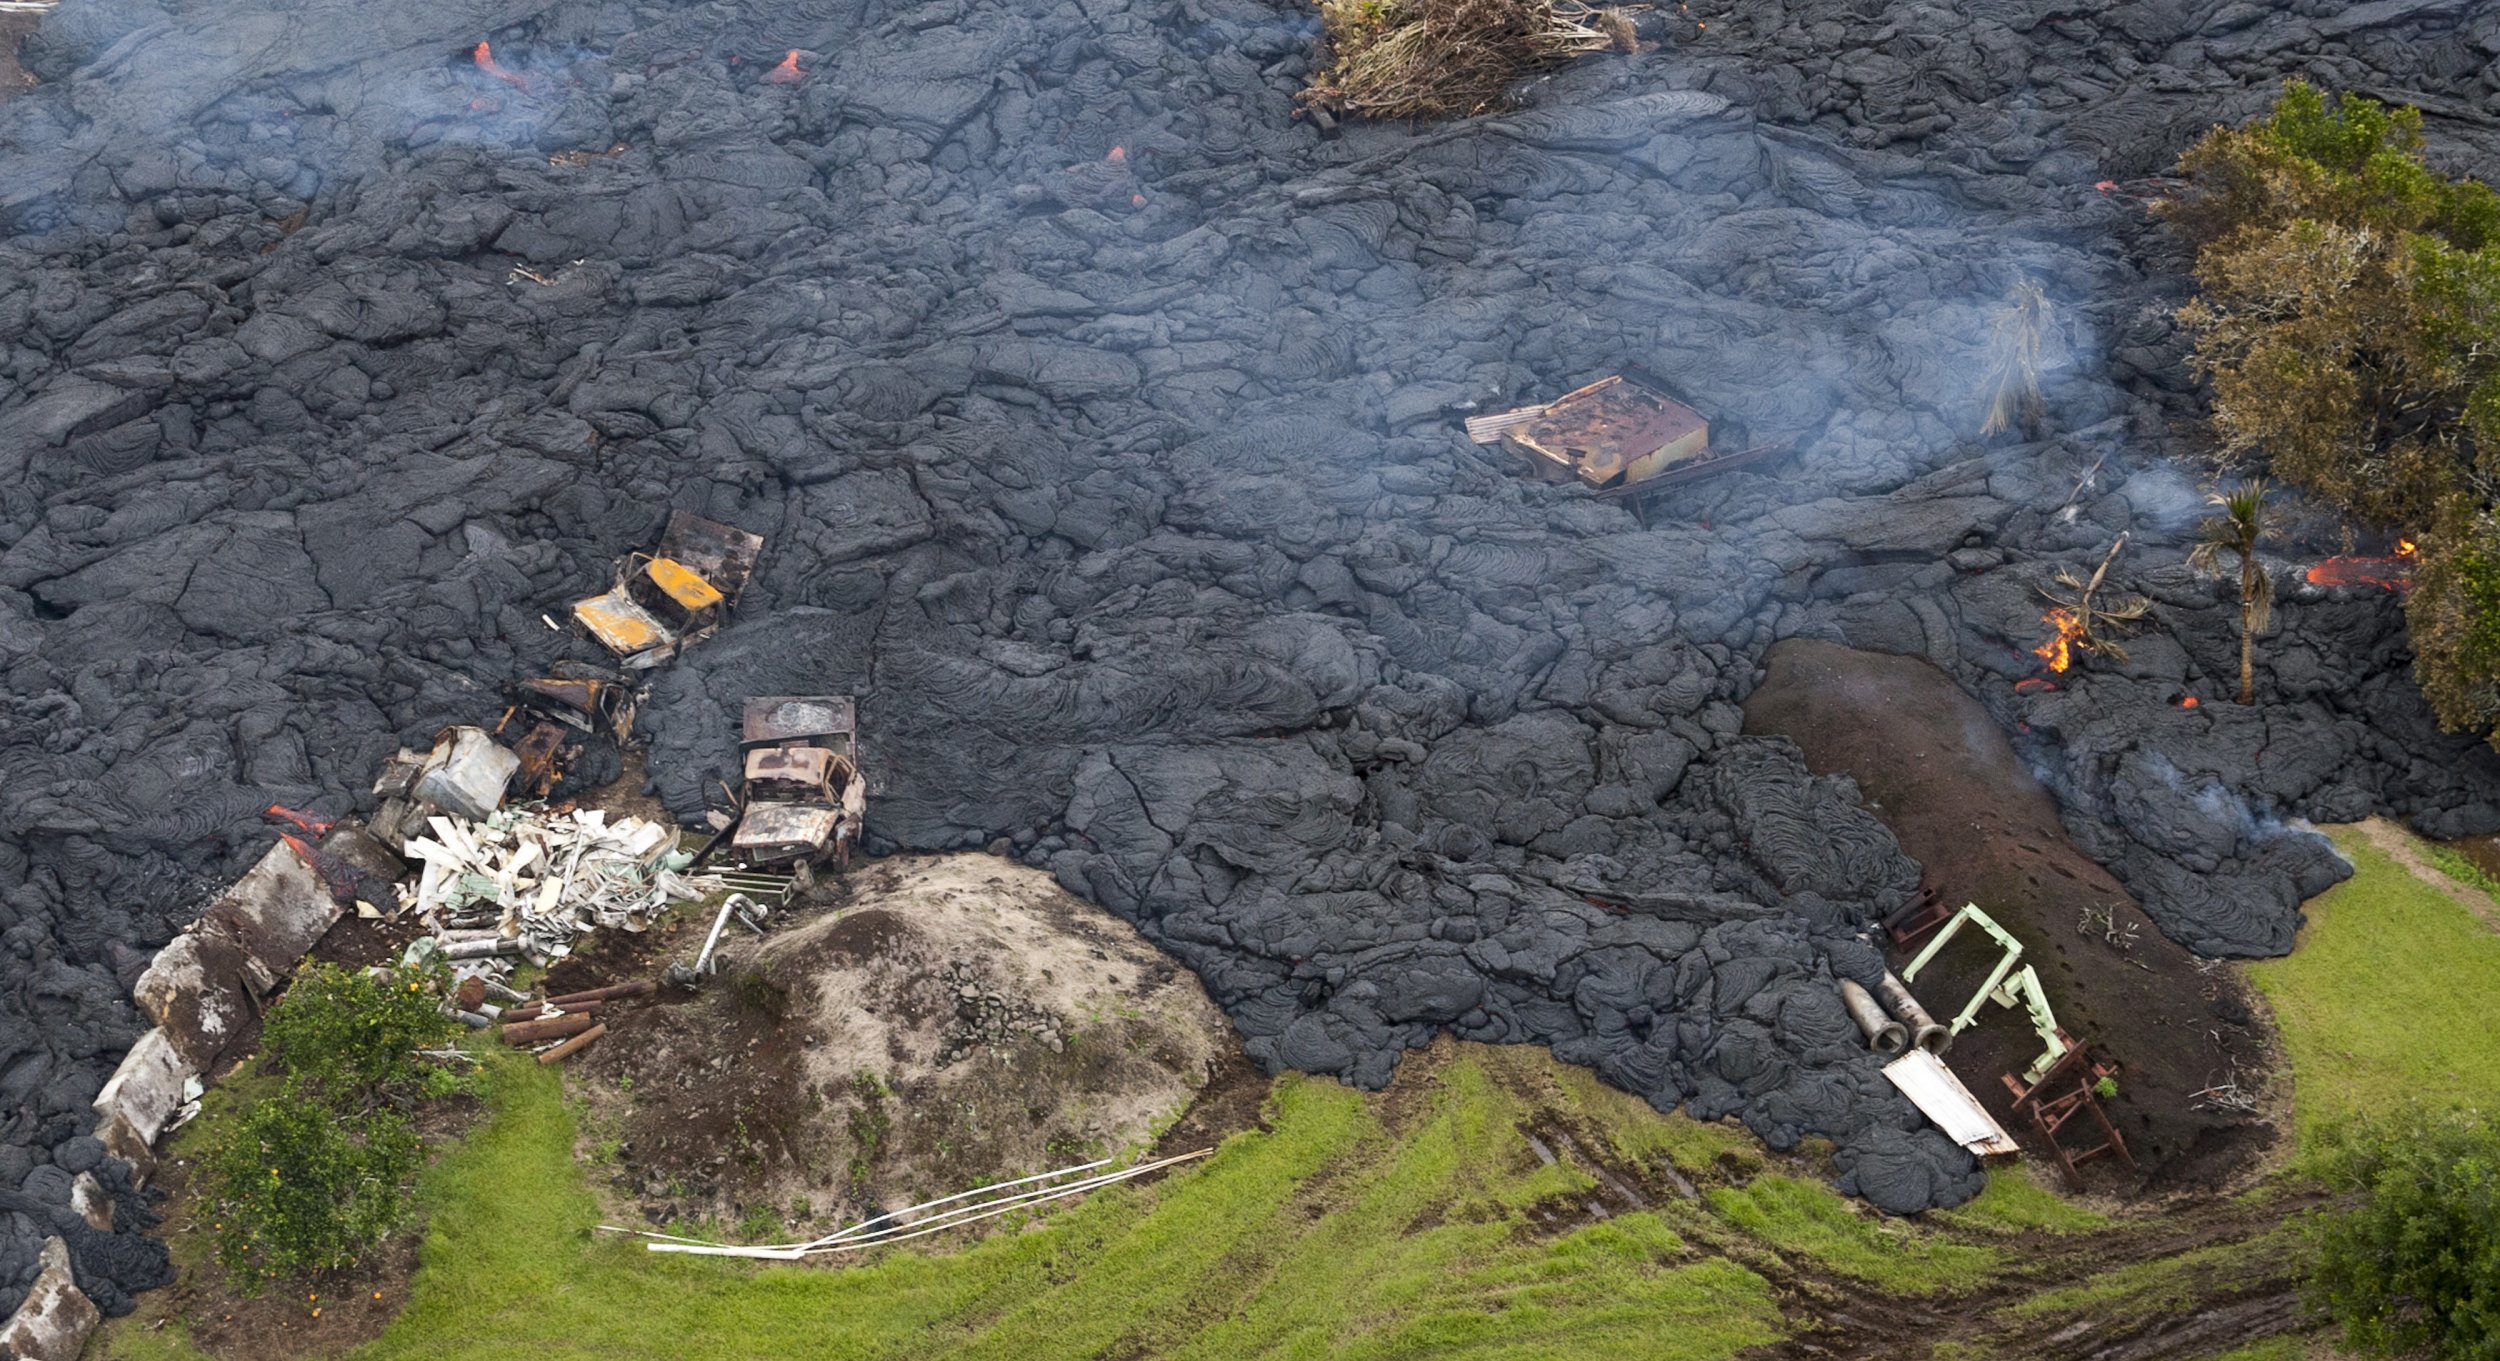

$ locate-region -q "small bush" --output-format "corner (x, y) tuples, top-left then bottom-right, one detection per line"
(2308, 1106), (2500, 1360)
(264, 962), (454, 1101)
(1303, 0), (1631, 121)
(203, 1083), (422, 1291)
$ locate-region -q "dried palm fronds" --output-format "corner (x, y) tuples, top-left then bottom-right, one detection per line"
(1979, 279), (2053, 439)
(1303, 0), (1639, 121)
(2037, 533), (2153, 666)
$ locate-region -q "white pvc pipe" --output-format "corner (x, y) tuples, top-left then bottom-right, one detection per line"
(619, 1149), (1213, 1260)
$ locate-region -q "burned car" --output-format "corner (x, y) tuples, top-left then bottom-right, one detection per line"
(728, 696), (866, 872)
(494, 663), (640, 801)
(573, 512), (765, 669)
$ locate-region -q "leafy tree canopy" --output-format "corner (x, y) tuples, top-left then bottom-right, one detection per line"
(2309, 1106), (2500, 1361)
(2170, 82), (2500, 744)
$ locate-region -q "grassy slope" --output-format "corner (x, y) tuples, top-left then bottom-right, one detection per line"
(2055, 821), (2500, 1361)
(113, 818), (2500, 1361)
(105, 1044), (1821, 1360)
(2246, 826), (2500, 1152)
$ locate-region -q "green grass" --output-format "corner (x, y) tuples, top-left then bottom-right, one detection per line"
(1546, 1062), (1761, 1181)
(2003, 1219), (2306, 1322)
(102, 1046), (1798, 1361)
(1701, 1174), (1998, 1292)
(2424, 840), (2500, 899)
(2246, 828), (2500, 1153)
(1936, 1168), (2109, 1235)
(2200, 1335), (2317, 1361)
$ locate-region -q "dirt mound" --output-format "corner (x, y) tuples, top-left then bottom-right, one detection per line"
(1744, 640), (2278, 1194)
(570, 854), (1233, 1230)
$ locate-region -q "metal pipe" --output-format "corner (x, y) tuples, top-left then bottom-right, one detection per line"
(690, 894), (751, 978)
(1837, 979), (1909, 1056)
(542, 980), (657, 1008)
(502, 1013), (598, 1046)
(536, 1022), (606, 1065)
(1876, 970), (1952, 1056)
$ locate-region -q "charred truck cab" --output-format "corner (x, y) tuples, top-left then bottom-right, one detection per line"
(573, 512), (765, 669)
(729, 695), (867, 875)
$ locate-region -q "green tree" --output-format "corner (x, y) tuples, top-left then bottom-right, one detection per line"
(2309, 1106), (2500, 1360)
(2169, 81), (2500, 744)
(263, 961), (454, 1104)
(2187, 480), (2275, 705)
(203, 1083), (422, 1291)
(202, 962), (459, 1290)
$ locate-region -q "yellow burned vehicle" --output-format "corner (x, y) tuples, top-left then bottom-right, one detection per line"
(572, 512), (764, 669)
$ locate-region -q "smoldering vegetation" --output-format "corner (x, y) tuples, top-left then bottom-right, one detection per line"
(1, 0), (2497, 1312)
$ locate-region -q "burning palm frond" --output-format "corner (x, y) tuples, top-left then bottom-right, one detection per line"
(2035, 534), (2151, 668)
(1303, 0), (1641, 121)
(1980, 279), (2053, 440)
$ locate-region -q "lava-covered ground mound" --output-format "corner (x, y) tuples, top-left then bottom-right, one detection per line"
(4, 0), (2499, 1311)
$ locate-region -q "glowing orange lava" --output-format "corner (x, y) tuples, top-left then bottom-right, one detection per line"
(264, 803), (333, 836)
(2014, 677), (2058, 694)
(2177, 695), (2200, 709)
(473, 41), (530, 92)
(762, 49), (803, 84)
(1106, 145), (1127, 164)
(2305, 555), (2414, 590)
(2034, 607), (2085, 673)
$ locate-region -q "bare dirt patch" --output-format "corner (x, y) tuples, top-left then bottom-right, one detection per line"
(570, 853), (1239, 1236)
(1744, 639), (2279, 1197)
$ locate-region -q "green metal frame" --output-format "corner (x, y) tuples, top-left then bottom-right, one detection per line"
(1900, 903), (2072, 1083)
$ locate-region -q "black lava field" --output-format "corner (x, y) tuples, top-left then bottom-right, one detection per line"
(3, 0), (2498, 1313)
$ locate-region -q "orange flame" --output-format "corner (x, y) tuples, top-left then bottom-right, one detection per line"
(2034, 607), (2085, 673)
(2397, 538), (2419, 557)
(2177, 695), (2200, 709)
(763, 49), (803, 84)
(473, 41), (530, 92)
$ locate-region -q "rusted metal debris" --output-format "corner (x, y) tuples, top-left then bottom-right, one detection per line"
(2002, 1042), (2137, 1190)
(1508, 375), (1710, 487)
(505, 720), (571, 800)
(1470, 370), (1789, 505)
(497, 665), (640, 799)
(742, 694), (855, 753)
(536, 1022), (606, 1065)
(728, 695), (866, 871)
(573, 512), (765, 669)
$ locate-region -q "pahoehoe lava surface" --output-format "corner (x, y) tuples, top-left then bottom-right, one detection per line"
(5, 0), (2500, 1309)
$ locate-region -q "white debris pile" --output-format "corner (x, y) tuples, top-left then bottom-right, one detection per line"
(398, 808), (717, 967)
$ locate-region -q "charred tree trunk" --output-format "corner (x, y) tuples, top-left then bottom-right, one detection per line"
(2238, 552), (2258, 705)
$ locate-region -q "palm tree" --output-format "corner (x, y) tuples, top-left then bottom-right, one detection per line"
(2187, 480), (2274, 704)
